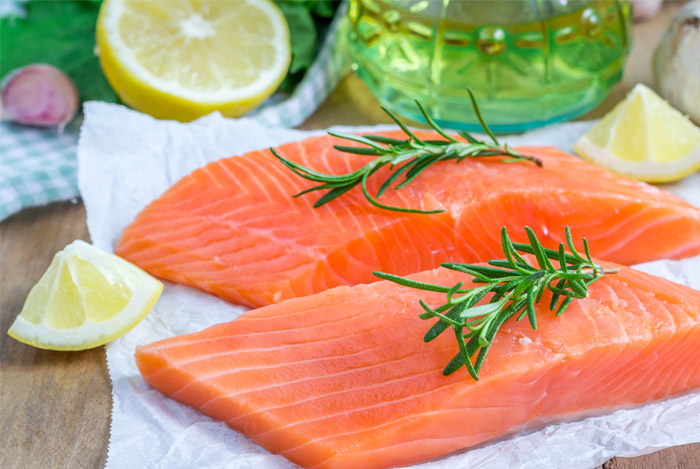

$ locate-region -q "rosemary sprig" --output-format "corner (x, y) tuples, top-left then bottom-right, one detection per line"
(373, 226), (619, 380)
(270, 90), (542, 215)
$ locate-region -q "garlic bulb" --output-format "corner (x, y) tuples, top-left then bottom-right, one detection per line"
(631, 0), (663, 21)
(0, 64), (79, 128)
(653, 1), (700, 124)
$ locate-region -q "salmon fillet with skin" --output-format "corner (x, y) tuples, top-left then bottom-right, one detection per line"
(135, 263), (700, 469)
(115, 131), (700, 308)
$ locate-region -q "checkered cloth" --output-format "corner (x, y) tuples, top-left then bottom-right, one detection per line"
(0, 4), (350, 221)
(0, 123), (81, 220)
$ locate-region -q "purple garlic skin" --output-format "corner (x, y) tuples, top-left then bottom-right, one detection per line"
(631, 0), (663, 21)
(1, 64), (79, 128)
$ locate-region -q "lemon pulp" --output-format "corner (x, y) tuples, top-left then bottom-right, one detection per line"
(96, 0), (291, 121)
(573, 83), (700, 183)
(8, 240), (163, 351)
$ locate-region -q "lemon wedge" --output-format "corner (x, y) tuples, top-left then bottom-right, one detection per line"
(573, 84), (700, 183)
(8, 240), (163, 351)
(96, 0), (291, 121)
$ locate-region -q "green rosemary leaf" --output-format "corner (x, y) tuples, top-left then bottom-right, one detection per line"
(443, 351), (467, 377)
(360, 173), (443, 214)
(460, 299), (507, 319)
(293, 183), (337, 198)
(525, 226), (555, 270)
(376, 160), (414, 198)
(328, 131), (389, 151)
(454, 326), (479, 380)
(565, 226), (586, 263)
(418, 300), (459, 325)
(548, 283), (587, 298)
(467, 88), (499, 146)
(442, 263), (517, 279)
(271, 148), (362, 183)
(514, 298), (529, 321)
(487, 260), (535, 272)
(381, 106), (425, 144)
(526, 286), (537, 329)
(332, 145), (382, 156)
(535, 277), (548, 303)
(568, 278), (588, 298)
(473, 309), (513, 372)
(363, 135), (406, 145)
(558, 244), (568, 273)
(446, 282), (465, 303)
(272, 93), (541, 213)
(549, 278), (567, 310)
(501, 227), (532, 269)
(510, 276), (534, 300)
(457, 130), (479, 144)
(397, 154), (443, 188)
(512, 242), (580, 266)
(313, 184), (358, 208)
(376, 225), (617, 380)
(389, 150), (424, 165)
(373, 271), (452, 292)
(415, 100), (458, 143)
(555, 296), (575, 316)
(424, 306), (460, 342)
(583, 237), (593, 263)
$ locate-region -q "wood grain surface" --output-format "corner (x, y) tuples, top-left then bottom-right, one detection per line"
(1, 2), (699, 468)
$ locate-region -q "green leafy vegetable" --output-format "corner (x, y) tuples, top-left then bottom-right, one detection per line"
(274, 0), (340, 91)
(374, 226), (619, 380)
(275, 2), (317, 75)
(0, 0), (119, 104)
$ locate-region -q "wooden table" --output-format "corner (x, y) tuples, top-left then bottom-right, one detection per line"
(2, 2), (699, 468)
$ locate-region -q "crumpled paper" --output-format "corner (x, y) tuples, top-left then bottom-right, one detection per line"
(77, 102), (700, 469)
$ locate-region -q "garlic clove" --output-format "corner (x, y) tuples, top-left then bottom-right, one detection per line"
(1, 64), (79, 128)
(631, 0), (663, 21)
(653, 0), (700, 124)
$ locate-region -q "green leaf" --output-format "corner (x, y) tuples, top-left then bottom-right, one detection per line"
(459, 299), (507, 319)
(1, 0), (119, 104)
(424, 306), (459, 342)
(274, 1), (316, 75)
(526, 285), (537, 329)
(273, 0), (340, 91)
(310, 0), (337, 18)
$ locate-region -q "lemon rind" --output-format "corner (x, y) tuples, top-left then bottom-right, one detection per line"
(97, 0), (291, 104)
(7, 240), (163, 351)
(7, 286), (161, 351)
(574, 137), (700, 183)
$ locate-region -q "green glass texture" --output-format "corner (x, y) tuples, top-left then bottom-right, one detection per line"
(347, 0), (632, 133)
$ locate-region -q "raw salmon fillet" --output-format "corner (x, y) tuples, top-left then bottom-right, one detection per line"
(115, 131), (700, 307)
(135, 263), (700, 469)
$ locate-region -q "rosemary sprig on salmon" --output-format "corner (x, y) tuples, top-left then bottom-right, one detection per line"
(374, 226), (619, 380)
(270, 90), (541, 214)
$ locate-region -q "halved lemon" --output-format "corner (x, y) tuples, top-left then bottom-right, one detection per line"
(8, 240), (163, 351)
(573, 83), (700, 183)
(96, 0), (291, 121)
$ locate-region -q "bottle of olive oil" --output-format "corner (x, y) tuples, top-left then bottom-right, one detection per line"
(347, 0), (631, 133)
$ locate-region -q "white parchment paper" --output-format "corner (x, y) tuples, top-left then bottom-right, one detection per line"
(77, 102), (700, 469)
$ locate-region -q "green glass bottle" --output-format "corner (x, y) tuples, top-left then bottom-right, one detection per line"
(347, 0), (632, 133)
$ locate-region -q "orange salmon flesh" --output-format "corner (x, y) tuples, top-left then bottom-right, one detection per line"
(115, 132), (700, 308)
(136, 262), (700, 469)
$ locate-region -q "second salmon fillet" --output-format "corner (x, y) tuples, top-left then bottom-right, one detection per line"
(135, 263), (700, 469)
(116, 132), (700, 307)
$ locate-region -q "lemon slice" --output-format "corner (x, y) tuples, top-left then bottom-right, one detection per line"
(573, 84), (700, 183)
(8, 240), (163, 351)
(96, 0), (291, 121)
